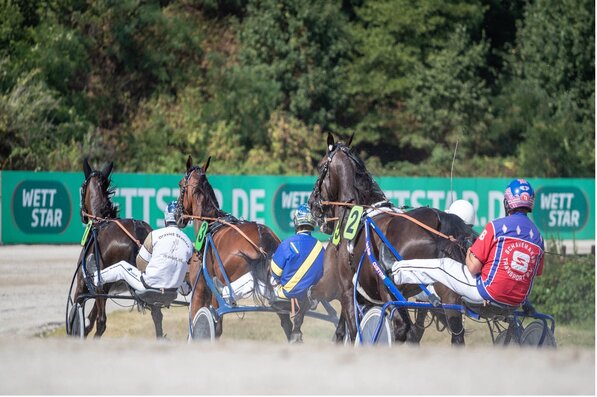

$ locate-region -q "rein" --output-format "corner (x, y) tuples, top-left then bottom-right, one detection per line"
(182, 214), (267, 256)
(81, 211), (142, 248)
(320, 200), (458, 243)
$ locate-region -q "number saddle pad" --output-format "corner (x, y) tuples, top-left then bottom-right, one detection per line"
(345, 201), (402, 255)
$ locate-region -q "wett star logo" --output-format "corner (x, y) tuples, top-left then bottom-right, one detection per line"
(272, 183), (313, 233)
(12, 180), (72, 233)
(534, 186), (589, 232)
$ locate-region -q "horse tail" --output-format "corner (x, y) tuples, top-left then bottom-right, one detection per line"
(239, 225), (280, 305)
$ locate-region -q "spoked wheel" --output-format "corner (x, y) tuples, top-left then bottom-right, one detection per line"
(494, 329), (515, 346)
(342, 320), (351, 346)
(493, 319), (523, 346)
(189, 307), (216, 342)
(356, 307), (392, 346)
(521, 320), (557, 348)
(67, 303), (85, 338)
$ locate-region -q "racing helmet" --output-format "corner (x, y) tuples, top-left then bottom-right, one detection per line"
(446, 200), (475, 226)
(164, 201), (178, 225)
(293, 203), (316, 231)
(504, 179), (535, 214)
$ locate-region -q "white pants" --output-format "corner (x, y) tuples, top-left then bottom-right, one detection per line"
(219, 273), (272, 301)
(391, 258), (484, 304)
(94, 260), (146, 291)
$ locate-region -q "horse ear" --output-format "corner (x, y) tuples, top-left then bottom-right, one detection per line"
(203, 156), (211, 173)
(327, 133), (335, 152)
(83, 157), (92, 179)
(101, 161), (113, 178)
(186, 155), (193, 171)
(347, 132), (355, 147)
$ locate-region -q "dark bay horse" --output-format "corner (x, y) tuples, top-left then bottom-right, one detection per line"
(308, 133), (475, 344)
(74, 158), (153, 337)
(177, 156), (308, 342)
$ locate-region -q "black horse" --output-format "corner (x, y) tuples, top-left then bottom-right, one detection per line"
(308, 133), (476, 344)
(73, 159), (156, 337)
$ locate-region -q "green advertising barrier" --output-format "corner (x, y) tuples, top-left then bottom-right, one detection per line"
(1, 171), (594, 244)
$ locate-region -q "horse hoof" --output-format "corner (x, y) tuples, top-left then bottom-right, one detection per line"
(289, 332), (303, 344)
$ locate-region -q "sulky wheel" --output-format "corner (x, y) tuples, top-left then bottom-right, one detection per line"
(67, 303), (85, 339)
(189, 307), (216, 342)
(356, 307), (392, 346)
(521, 320), (557, 348)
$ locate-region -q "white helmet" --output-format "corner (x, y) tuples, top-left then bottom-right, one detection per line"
(446, 200), (475, 226)
(164, 201), (177, 225)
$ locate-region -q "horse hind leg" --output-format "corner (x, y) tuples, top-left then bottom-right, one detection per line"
(391, 307), (412, 343)
(278, 313), (293, 341)
(94, 298), (107, 338)
(150, 306), (165, 338)
(84, 305), (97, 337)
(447, 311), (465, 345)
(405, 308), (428, 343)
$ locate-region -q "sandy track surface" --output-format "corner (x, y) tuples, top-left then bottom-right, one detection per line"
(0, 245), (594, 395)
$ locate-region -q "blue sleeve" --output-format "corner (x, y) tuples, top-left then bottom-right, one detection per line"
(271, 240), (292, 281)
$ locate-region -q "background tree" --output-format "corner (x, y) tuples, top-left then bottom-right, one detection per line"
(0, 0), (593, 177)
(492, 0), (594, 177)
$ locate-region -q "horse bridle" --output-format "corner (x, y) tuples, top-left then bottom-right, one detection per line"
(312, 144), (357, 224)
(176, 166), (200, 221)
(312, 146), (337, 219)
(176, 166), (221, 223)
(80, 171), (113, 223)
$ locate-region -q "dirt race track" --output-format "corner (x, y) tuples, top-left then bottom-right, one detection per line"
(0, 245), (595, 395)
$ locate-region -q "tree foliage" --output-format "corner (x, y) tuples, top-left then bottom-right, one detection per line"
(0, 0), (593, 177)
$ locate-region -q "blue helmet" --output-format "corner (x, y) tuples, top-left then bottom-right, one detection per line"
(164, 201), (178, 225)
(504, 179), (535, 213)
(293, 203), (316, 230)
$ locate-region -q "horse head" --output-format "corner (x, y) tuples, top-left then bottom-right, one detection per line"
(177, 155), (222, 228)
(80, 158), (117, 223)
(308, 132), (385, 234)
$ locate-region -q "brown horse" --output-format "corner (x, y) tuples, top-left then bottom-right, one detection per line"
(308, 133), (475, 344)
(177, 156), (310, 342)
(71, 158), (154, 337)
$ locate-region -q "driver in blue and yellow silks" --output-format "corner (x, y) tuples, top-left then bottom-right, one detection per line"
(270, 204), (325, 302)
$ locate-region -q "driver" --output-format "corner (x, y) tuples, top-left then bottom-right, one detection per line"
(391, 179), (544, 307)
(89, 201), (193, 295)
(270, 203), (325, 301)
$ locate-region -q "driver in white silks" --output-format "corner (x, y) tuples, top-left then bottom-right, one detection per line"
(90, 202), (194, 295)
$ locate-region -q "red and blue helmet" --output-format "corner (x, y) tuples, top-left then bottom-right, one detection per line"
(504, 179), (535, 213)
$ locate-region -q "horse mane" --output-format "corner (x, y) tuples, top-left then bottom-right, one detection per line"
(81, 171), (118, 219)
(335, 143), (387, 205)
(435, 210), (478, 262)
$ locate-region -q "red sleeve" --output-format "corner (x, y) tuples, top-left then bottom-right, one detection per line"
(536, 254), (545, 276)
(470, 222), (495, 264)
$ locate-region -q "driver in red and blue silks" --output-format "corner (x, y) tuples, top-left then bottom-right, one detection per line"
(392, 179), (544, 309)
(270, 204), (325, 301)
(472, 179), (545, 306)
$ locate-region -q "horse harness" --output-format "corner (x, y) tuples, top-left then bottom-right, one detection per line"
(81, 211), (142, 248)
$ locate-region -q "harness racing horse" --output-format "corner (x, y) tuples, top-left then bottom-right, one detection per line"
(74, 158), (154, 337)
(177, 156), (308, 342)
(308, 133), (475, 344)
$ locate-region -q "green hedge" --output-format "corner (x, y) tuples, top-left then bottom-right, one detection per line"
(530, 253), (595, 325)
